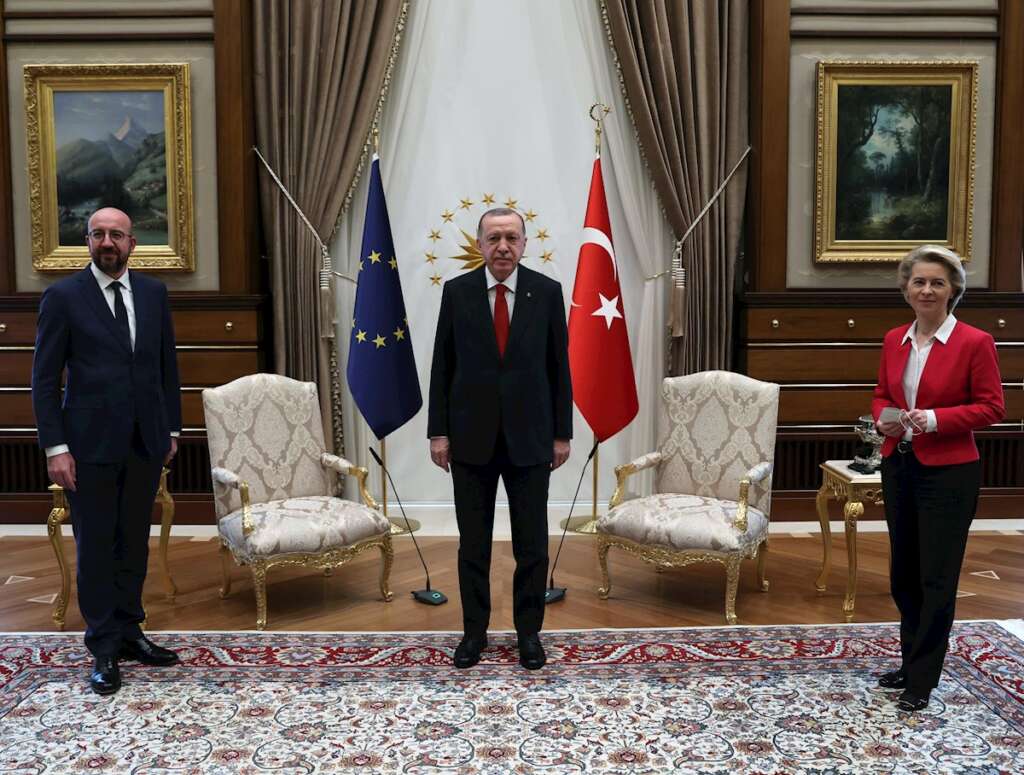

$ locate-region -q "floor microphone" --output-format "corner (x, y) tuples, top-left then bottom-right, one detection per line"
(545, 440), (600, 605)
(368, 447), (448, 606)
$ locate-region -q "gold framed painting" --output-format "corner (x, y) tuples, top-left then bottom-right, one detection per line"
(814, 60), (978, 263)
(24, 63), (194, 272)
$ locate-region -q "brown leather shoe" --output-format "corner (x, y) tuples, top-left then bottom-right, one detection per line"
(120, 636), (179, 667)
(89, 656), (121, 696)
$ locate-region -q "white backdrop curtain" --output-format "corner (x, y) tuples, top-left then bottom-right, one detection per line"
(331, 0), (673, 528)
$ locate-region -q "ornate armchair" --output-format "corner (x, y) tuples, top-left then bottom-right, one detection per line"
(596, 371), (779, 624)
(202, 374), (393, 629)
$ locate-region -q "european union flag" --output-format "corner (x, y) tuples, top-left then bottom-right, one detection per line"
(346, 155), (422, 439)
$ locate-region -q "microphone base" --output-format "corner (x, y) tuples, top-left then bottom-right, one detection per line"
(412, 589), (447, 606)
(544, 587), (566, 604)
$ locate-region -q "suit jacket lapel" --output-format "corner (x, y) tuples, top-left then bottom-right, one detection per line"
(78, 268), (132, 355)
(470, 268), (500, 362)
(505, 267), (534, 360)
(915, 325), (954, 408)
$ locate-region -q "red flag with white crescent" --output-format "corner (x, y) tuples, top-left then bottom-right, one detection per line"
(568, 157), (639, 441)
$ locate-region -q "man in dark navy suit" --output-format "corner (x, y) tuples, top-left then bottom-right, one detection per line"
(32, 207), (182, 695)
(428, 208), (572, 670)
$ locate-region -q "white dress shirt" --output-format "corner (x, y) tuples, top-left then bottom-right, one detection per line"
(90, 261), (137, 351)
(485, 266), (518, 320)
(900, 313), (957, 440)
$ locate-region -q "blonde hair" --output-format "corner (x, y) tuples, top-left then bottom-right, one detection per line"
(897, 244), (966, 312)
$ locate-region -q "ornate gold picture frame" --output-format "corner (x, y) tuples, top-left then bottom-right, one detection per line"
(24, 63), (194, 272)
(814, 60), (977, 263)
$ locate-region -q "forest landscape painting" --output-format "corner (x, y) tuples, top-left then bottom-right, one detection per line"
(814, 61), (977, 263)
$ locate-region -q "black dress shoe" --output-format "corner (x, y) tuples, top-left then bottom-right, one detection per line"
(90, 656), (121, 696)
(517, 633), (546, 670)
(453, 634), (487, 669)
(120, 636), (179, 667)
(897, 689), (930, 712)
(877, 669), (907, 690)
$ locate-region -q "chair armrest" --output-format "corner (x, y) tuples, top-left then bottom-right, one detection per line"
(609, 451), (662, 509)
(321, 453), (379, 511)
(211, 466), (254, 536)
(735, 461), (773, 533)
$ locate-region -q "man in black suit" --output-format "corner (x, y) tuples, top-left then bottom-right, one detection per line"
(428, 207), (572, 670)
(32, 207), (182, 695)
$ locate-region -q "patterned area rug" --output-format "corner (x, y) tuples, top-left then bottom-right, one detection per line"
(1, 623), (1023, 774)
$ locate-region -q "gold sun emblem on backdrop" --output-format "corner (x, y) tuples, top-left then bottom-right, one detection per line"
(424, 194), (556, 287)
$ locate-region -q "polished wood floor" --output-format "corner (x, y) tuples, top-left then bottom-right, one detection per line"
(1, 533), (1022, 633)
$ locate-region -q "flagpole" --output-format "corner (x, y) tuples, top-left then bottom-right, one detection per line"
(560, 103), (612, 536)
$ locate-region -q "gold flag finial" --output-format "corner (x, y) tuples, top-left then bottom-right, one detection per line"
(589, 102), (611, 156)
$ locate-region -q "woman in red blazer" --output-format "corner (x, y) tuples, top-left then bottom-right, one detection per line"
(872, 245), (1004, 712)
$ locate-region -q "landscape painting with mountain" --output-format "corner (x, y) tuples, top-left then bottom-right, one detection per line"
(834, 83), (952, 242)
(54, 90), (167, 245)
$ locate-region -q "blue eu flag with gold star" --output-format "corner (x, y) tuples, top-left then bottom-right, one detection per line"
(346, 155), (422, 439)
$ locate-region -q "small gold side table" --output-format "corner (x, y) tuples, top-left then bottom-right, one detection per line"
(47, 468), (177, 631)
(814, 460), (884, 622)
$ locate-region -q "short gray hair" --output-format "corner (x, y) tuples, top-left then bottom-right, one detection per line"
(477, 207), (525, 239)
(897, 244), (967, 312)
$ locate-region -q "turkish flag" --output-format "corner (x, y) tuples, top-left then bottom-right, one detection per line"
(568, 157), (639, 442)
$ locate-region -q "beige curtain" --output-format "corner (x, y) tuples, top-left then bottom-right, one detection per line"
(603, 0), (748, 374)
(253, 0), (404, 452)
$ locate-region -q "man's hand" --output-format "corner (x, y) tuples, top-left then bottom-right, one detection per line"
(47, 452), (77, 492)
(164, 436), (178, 465)
(552, 439), (570, 470)
(430, 436), (450, 472)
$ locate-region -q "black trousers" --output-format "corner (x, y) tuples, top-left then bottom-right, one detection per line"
(881, 448), (981, 693)
(65, 424), (164, 658)
(451, 434), (551, 638)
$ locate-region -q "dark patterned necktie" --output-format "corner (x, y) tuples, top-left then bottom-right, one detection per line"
(111, 281), (131, 349)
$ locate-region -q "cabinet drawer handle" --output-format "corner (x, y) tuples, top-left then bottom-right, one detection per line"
(847, 319), (855, 328)
(770, 319), (780, 329)
(0, 323), (6, 333)
(225, 321), (234, 332)
(997, 318), (1006, 329)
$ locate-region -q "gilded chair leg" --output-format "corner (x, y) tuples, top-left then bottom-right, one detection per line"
(724, 556), (741, 626)
(757, 538), (770, 592)
(597, 536), (612, 599)
(156, 468), (177, 601)
(379, 534), (394, 602)
(46, 487), (70, 632)
(252, 563), (268, 631)
(218, 543), (233, 599)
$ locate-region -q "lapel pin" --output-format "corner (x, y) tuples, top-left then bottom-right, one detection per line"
(527, 291), (532, 298)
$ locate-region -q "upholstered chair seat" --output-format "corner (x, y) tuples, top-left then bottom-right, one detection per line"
(597, 371), (779, 624)
(218, 495), (391, 562)
(203, 374), (393, 629)
(598, 494), (768, 553)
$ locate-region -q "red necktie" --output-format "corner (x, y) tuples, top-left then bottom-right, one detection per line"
(494, 283), (510, 357)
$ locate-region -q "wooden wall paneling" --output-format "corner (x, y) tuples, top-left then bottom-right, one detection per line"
(747, 345), (1024, 383)
(748, 0), (790, 292)
(0, 3), (14, 294)
(0, 348), (260, 387)
(991, 0), (1024, 291)
(214, 0), (259, 295)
